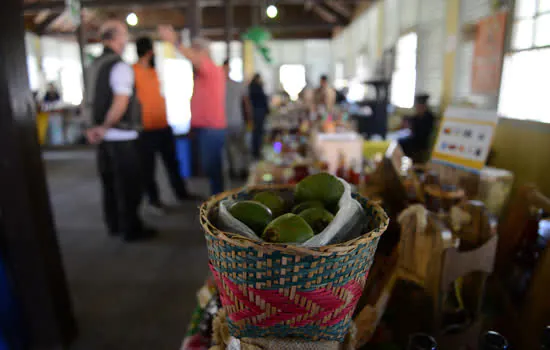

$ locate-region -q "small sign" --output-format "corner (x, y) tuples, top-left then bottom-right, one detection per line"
(431, 107), (499, 172)
(66, 0), (81, 26)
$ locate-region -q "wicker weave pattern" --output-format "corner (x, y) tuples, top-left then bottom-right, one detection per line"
(200, 185), (389, 341)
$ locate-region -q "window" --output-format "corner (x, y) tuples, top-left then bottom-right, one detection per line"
(356, 53), (370, 81)
(279, 64), (306, 101)
(498, 48), (550, 123)
(334, 61), (346, 90)
(26, 55), (40, 92)
(498, 0), (550, 123)
(60, 63), (83, 105)
(512, 0), (550, 50)
(229, 57), (244, 82)
(390, 32), (417, 108)
(163, 58), (193, 135)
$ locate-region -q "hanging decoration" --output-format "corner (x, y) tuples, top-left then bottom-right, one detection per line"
(241, 26), (273, 64)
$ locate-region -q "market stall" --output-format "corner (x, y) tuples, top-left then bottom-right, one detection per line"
(181, 104), (530, 349)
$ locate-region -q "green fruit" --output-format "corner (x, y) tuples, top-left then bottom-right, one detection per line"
(229, 200), (272, 234)
(295, 173), (344, 208)
(253, 191), (286, 217)
(291, 200), (324, 214)
(298, 208), (334, 234)
(262, 213), (314, 243)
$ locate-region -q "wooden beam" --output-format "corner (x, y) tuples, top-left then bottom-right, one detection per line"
(251, 2), (259, 26)
(323, 0), (352, 18)
(307, 2), (339, 23)
(0, 0), (77, 348)
(225, 0), (233, 60)
(35, 12), (62, 34)
(187, 0), (202, 39)
(78, 11), (88, 90)
(131, 23), (338, 36)
(25, 0), (365, 13)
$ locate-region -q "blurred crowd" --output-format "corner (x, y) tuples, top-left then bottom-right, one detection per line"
(83, 19), (338, 243)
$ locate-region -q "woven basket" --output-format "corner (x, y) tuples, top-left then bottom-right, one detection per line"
(200, 184), (389, 342)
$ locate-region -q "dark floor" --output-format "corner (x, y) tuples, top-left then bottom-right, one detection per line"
(44, 149), (212, 350)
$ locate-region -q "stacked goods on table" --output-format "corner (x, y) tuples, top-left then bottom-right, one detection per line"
(181, 278), (220, 350)
(249, 104), (361, 192)
(200, 173), (388, 349)
(407, 164), (514, 218)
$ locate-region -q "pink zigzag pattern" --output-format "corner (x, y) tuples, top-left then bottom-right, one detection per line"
(210, 265), (368, 328)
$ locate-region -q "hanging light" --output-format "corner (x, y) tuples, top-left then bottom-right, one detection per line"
(126, 12), (138, 26)
(266, 5), (278, 19)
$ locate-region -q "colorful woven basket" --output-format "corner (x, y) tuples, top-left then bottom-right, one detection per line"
(200, 185), (389, 342)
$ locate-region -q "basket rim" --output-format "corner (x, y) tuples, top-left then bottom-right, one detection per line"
(200, 184), (389, 256)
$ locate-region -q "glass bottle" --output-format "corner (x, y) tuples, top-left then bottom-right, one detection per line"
(407, 333), (437, 350)
(335, 151), (347, 179)
(479, 331), (508, 350)
(347, 159), (361, 185)
(541, 325), (550, 349)
(507, 207), (544, 303)
(318, 155), (329, 173)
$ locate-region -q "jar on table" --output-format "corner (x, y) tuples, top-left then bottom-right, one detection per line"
(424, 184), (465, 213)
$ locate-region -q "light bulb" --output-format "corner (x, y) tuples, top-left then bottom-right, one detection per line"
(266, 5), (278, 19)
(126, 13), (138, 26)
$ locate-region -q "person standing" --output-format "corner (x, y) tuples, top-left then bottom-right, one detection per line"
(314, 75), (337, 115)
(223, 59), (252, 180)
(158, 26), (226, 195)
(133, 37), (193, 214)
(85, 20), (154, 242)
(43, 82), (61, 103)
(248, 73), (269, 160)
(399, 93), (436, 159)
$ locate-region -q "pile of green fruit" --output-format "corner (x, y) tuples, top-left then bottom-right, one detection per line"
(229, 173), (344, 243)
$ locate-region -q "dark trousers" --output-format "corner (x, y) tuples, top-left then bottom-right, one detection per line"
(98, 140), (143, 236)
(139, 127), (187, 205)
(252, 108), (267, 159)
(196, 127), (226, 195)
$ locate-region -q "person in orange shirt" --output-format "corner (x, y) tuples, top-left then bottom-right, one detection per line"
(134, 37), (192, 213)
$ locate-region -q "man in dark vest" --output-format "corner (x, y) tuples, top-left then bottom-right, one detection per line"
(85, 20), (155, 242)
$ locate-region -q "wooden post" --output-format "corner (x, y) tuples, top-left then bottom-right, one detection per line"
(0, 0), (76, 348)
(225, 0), (233, 61)
(187, 0), (201, 39)
(251, 2), (260, 26)
(77, 10), (87, 91)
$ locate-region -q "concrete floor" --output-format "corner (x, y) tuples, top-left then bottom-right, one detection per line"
(44, 149), (212, 350)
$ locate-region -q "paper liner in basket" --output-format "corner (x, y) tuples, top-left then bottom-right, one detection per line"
(217, 178), (365, 247)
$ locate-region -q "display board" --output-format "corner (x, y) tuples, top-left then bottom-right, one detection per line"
(431, 107), (498, 172)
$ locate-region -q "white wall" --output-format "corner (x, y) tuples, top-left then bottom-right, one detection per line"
(331, 0), (449, 107)
(416, 0), (446, 106)
(332, 3), (380, 84)
(384, 0), (400, 50)
(252, 39), (333, 95)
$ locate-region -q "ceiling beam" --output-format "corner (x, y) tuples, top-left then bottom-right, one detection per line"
(305, 1), (340, 24)
(24, 0), (365, 14)
(60, 22), (337, 37)
(200, 23), (336, 36)
(323, 1), (351, 18)
(35, 12), (63, 34)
